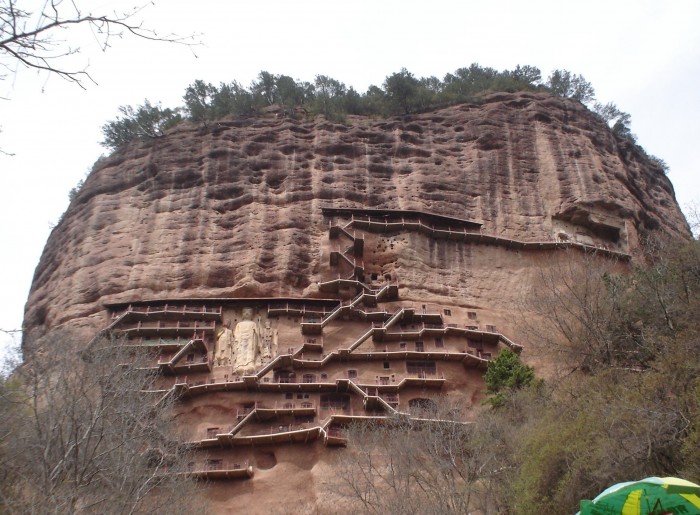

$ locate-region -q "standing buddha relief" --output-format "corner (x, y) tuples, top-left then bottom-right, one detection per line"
(215, 320), (234, 366)
(260, 319), (278, 360)
(215, 308), (278, 374)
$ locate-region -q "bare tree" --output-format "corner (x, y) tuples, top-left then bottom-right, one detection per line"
(1, 0), (197, 88)
(0, 329), (204, 514)
(684, 198), (700, 239)
(326, 400), (515, 514)
(521, 250), (629, 372)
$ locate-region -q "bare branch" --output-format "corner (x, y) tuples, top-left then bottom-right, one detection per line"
(0, 0), (199, 89)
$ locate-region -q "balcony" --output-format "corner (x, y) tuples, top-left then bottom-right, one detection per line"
(324, 427), (348, 447)
(113, 304), (223, 322)
(188, 460), (253, 480)
(235, 424), (322, 444)
(118, 320), (216, 337)
(236, 402), (317, 420)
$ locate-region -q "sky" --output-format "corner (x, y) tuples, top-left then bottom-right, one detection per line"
(1, 0), (699, 360)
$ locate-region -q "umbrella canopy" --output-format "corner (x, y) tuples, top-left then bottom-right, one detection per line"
(578, 477), (700, 515)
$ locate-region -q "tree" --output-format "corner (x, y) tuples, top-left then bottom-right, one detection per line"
(0, 329), (203, 513)
(546, 69), (595, 104)
(0, 0), (196, 89)
(313, 74), (346, 118)
(483, 348), (535, 407)
(362, 84), (386, 116)
(383, 68), (421, 114)
(183, 80), (218, 124)
(509, 64), (542, 87)
(251, 70), (278, 106)
(327, 400), (515, 514)
(101, 100), (182, 150)
(443, 63), (499, 100)
(212, 80), (255, 118)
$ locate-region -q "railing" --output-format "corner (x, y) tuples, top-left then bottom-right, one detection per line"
(326, 428), (345, 438)
(267, 303), (334, 316)
(407, 371), (445, 379)
(132, 336), (193, 346)
(116, 304), (222, 317)
(173, 374), (245, 388)
(159, 352), (209, 366)
(191, 460), (249, 472)
(237, 404), (258, 418)
(120, 321), (216, 332)
(244, 423), (316, 436)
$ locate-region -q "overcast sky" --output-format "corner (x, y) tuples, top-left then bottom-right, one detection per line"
(1, 0), (698, 359)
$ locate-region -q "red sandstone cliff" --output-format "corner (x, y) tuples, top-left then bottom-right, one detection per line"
(24, 91), (690, 342)
(20, 91), (693, 514)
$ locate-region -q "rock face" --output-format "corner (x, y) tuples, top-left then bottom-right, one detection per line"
(25, 91), (689, 339)
(23, 91), (691, 513)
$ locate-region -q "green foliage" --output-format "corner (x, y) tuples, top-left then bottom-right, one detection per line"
(67, 178), (84, 202)
(546, 69), (595, 103)
(383, 68), (423, 114)
(100, 63), (656, 166)
(484, 348), (535, 407)
(509, 64), (542, 86)
(507, 239), (700, 513)
(313, 74), (347, 118)
(101, 100), (182, 150)
(183, 79), (217, 123)
(648, 155), (669, 174)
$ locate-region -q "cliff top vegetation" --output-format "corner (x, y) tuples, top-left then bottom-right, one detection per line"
(100, 64), (660, 169)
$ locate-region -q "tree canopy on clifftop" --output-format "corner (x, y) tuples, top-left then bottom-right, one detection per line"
(99, 64), (664, 175)
(100, 64), (634, 150)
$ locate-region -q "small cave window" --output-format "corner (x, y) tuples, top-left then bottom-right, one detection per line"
(407, 360), (437, 376)
(371, 273), (378, 281)
(435, 338), (444, 348)
(415, 341), (424, 352)
(294, 414), (314, 424)
(276, 371), (295, 383)
(320, 373), (328, 380)
(383, 361), (390, 369)
(205, 459), (223, 471)
(347, 369), (358, 379)
(443, 309), (452, 316)
(285, 393), (293, 400)
(399, 342), (407, 350)
(385, 274), (392, 281)
(467, 311), (477, 320)
(486, 325), (497, 332)
(320, 393), (350, 410)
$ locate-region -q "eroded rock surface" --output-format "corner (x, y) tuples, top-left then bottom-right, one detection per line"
(22, 91), (692, 514)
(25, 92), (688, 341)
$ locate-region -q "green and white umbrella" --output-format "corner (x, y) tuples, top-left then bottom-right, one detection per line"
(577, 477), (700, 515)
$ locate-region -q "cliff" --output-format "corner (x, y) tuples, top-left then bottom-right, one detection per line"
(21, 90), (692, 513)
(24, 91), (689, 341)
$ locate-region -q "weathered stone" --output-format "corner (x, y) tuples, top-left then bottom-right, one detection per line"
(22, 91), (691, 513)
